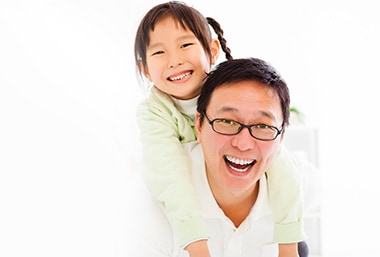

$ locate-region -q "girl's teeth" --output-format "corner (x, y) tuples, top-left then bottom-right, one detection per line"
(170, 72), (191, 81)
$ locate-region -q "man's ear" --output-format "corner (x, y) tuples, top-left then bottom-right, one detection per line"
(195, 112), (202, 143)
(139, 60), (152, 81)
(279, 131), (284, 143)
(210, 39), (221, 65)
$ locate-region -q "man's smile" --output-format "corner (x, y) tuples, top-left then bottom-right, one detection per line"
(224, 155), (256, 173)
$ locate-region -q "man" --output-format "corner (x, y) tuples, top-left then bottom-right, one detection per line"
(126, 58), (319, 257)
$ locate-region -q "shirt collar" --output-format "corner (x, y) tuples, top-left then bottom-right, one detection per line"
(188, 143), (272, 224)
(170, 94), (198, 120)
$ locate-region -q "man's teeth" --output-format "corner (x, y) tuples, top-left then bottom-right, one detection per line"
(225, 156), (254, 173)
(226, 156), (254, 165)
(169, 72), (191, 81)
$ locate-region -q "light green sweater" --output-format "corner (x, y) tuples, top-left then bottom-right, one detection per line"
(136, 87), (207, 248)
(136, 86), (306, 248)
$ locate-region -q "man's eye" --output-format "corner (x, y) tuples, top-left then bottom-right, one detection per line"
(255, 124), (270, 129)
(220, 119), (237, 125)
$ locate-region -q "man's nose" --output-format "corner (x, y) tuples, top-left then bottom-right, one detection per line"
(231, 127), (256, 151)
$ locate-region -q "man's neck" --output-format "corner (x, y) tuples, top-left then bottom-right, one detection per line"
(214, 183), (259, 228)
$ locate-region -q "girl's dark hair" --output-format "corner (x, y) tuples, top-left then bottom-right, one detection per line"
(197, 58), (291, 128)
(134, 1), (232, 77)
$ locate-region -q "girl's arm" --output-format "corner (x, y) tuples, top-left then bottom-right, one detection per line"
(266, 145), (306, 243)
(136, 91), (209, 249)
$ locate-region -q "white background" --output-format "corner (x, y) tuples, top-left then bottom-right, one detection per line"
(1, 0), (379, 256)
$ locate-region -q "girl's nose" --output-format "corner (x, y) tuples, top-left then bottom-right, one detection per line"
(168, 53), (184, 68)
(168, 60), (184, 68)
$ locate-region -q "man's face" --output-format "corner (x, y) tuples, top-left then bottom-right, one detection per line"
(196, 80), (284, 199)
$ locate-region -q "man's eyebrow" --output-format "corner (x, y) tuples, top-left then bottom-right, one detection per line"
(215, 106), (238, 114)
(216, 106), (275, 119)
(258, 110), (276, 120)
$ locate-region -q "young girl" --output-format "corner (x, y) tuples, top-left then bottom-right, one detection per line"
(134, 2), (305, 256)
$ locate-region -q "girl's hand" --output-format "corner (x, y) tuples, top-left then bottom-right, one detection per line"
(185, 240), (212, 257)
(278, 243), (299, 257)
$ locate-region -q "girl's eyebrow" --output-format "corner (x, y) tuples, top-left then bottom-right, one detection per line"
(148, 34), (196, 50)
(146, 42), (163, 51)
(176, 34), (197, 41)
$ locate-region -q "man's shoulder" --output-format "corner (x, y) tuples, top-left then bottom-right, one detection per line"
(288, 151), (322, 214)
(183, 142), (205, 176)
(127, 173), (161, 216)
(126, 173), (176, 254)
(182, 141), (200, 154)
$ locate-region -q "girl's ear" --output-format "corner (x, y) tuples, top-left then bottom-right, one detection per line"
(195, 112), (202, 143)
(139, 60), (152, 81)
(210, 39), (221, 65)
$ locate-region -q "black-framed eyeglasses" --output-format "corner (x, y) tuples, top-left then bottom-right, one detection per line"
(203, 112), (282, 141)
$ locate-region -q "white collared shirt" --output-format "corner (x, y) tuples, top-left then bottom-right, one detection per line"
(126, 142), (283, 257)
(186, 142), (278, 257)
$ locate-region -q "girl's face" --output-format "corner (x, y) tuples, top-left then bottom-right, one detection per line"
(142, 16), (219, 100)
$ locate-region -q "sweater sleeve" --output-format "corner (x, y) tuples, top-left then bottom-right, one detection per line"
(266, 144), (307, 243)
(136, 88), (208, 248)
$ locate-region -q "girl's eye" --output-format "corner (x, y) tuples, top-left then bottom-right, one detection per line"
(151, 50), (164, 56)
(181, 43), (193, 48)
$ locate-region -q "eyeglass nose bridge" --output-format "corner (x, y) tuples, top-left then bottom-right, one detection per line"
(236, 124), (256, 138)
